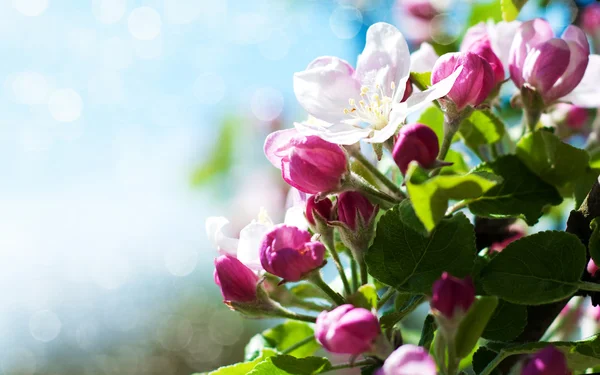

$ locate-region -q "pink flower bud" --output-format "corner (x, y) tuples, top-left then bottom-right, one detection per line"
(264, 129), (348, 194)
(431, 52), (495, 110)
(509, 19), (589, 104)
(581, 3), (600, 35)
(315, 304), (380, 355)
(465, 37), (505, 85)
(489, 228), (525, 252)
(377, 344), (437, 375)
(337, 191), (377, 231)
(306, 195), (334, 227)
(392, 123), (439, 175)
(588, 258), (599, 277)
(214, 255), (259, 303)
(401, 0), (438, 21)
(431, 272), (475, 319)
(521, 346), (570, 375)
(259, 224), (326, 282)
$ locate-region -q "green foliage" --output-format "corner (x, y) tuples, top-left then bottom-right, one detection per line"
(468, 0), (502, 25)
(191, 116), (236, 186)
(455, 296), (499, 358)
(245, 322), (319, 360)
(501, 0), (528, 21)
(441, 150), (469, 175)
(203, 349), (277, 375)
(472, 347), (501, 375)
(481, 300), (528, 342)
(418, 315), (437, 351)
(248, 355), (331, 375)
(459, 110), (506, 153)
(405, 163), (501, 231)
(481, 335), (600, 373)
(516, 130), (590, 190)
(410, 72), (432, 91)
(589, 218), (600, 267)
(480, 231), (587, 305)
(380, 294), (425, 329)
(468, 155), (563, 225)
(347, 284), (378, 309)
(366, 201), (477, 294)
(417, 105), (444, 145)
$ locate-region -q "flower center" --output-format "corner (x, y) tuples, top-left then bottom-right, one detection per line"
(343, 82), (397, 130)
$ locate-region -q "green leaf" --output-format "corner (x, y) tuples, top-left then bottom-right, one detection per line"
(248, 355), (331, 375)
(347, 284), (378, 310)
(468, 155), (562, 225)
(289, 283), (326, 300)
(417, 105), (444, 145)
(516, 130), (590, 189)
(205, 349), (277, 375)
(481, 231), (587, 305)
(191, 117), (236, 186)
(366, 201), (477, 294)
(410, 72), (431, 91)
(459, 110), (506, 152)
(481, 335), (600, 373)
(589, 218), (600, 268)
(405, 163), (501, 231)
(472, 347), (501, 375)
(468, 0), (502, 26)
(440, 150), (469, 176)
(418, 315), (437, 351)
(481, 300), (528, 342)
(245, 322), (319, 360)
(574, 168), (600, 209)
(455, 296), (499, 358)
(416, 106), (462, 148)
(380, 294), (425, 329)
(501, 0), (527, 21)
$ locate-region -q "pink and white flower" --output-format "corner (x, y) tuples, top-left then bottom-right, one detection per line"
(293, 22), (461, 145)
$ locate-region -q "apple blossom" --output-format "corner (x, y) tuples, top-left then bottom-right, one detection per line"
(315, 304), (380, 355)
(293, 22), (461, 145)
(392, 123), (439, 174)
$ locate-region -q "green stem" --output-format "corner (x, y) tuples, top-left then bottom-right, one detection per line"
(523, 104), (542, 133)
(347, 173), (400, 208)
(349, 149), (406, 199)
(578, 281), (600, 292)
(446, 200), (469, 216)
(322, 232), (352, 296)
(446, 343), (459, 375)
(281, 335), (315, 355)
(351, 258), (359, 292)
(479, 353), (507, 375)
(309, 272), (346, 306)
(431, 111), (465, 177)
(359, 256), (368, 285)
(277, 307), (318, 323)
(377, 288), (396, 310)
(321, 360), (375, 373)
(291, 298), (332, 312)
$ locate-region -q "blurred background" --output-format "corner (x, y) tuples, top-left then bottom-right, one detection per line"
(0, 0), (596, 374)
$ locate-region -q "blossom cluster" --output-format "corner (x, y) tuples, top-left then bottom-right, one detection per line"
(203, 6), (600, 374)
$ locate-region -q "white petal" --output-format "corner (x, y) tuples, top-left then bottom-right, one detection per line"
(488, 20), (522, 70)
(284, 206), (309, 231)
(293, 56), (361, 124)
(237, 221), (272, 271)
(405, 66), (462, 109)
(356, 22), (411, 96)
(410, 42), (439, 73)
(294, 120), (371, 145)
(205, 216), (239, 256)
(562, 55), (600, 107)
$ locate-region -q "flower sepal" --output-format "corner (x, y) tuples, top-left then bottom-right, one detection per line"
(226, 278), (284, 317)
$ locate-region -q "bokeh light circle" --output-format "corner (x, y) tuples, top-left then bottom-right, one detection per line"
(251, 87), (284, 122)
(92, 0), (127, 24)
(12, 0), (48, 16)
(48, 89), (83, 122)
(128, 7), (162, 41)
(329, 6), (363, 39)
(164, 246), (198, 277)
(29, 310), (62, 342)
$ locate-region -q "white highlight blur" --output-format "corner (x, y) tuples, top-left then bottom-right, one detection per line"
(128, 7), (162, 41)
